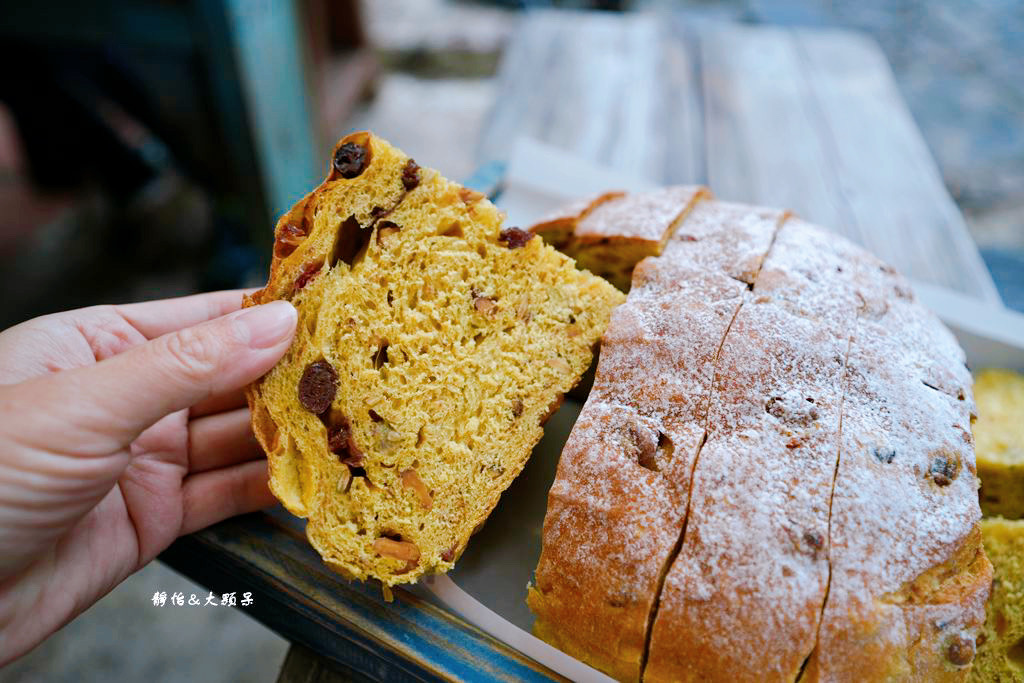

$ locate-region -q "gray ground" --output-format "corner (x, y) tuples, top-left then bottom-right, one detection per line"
(4, 0), (1021, 681)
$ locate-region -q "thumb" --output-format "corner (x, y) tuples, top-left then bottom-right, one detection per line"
(6, 300), (297, 457)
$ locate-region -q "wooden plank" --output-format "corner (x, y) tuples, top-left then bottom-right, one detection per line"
(791, 27), (1002, 302)
(700, 24), (851, 239)
(479, 11), (1000, 302)
(477, 10), (702, 185)
(218, 0), (321, 221)
(160, 510), (566, 683)
(277, 643), (354, 683)
(660, 15), (705, 185)
(700, 23), (1000, 302)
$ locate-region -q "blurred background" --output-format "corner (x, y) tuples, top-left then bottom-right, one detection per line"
(0, 0), (1021, 681)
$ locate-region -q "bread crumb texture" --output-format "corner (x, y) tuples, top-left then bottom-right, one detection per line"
(246, 132), (624, 585)
(972, 517), (1024, 681)
(974, 369), (1024, 519)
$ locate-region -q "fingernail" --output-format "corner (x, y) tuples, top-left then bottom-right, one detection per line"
(234, 301), (297, 349)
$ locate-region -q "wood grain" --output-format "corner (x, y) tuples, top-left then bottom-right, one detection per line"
(478, 10), (1001, 303)
(160, 509), (566, 683)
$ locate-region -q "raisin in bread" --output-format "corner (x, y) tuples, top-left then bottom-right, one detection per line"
(971, 517), (1024, 681)
(973, 369), (1024, 519)
(528, 190), (990, 681)
(245, 132), (624, 585)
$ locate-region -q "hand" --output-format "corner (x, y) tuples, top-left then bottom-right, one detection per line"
(0, 291), (297, 663)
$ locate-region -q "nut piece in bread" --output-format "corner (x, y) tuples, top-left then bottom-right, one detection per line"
(246, 132), (624, 585)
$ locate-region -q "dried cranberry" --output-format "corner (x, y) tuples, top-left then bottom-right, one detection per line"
(327, 421), (350, 454)
(441, 544), (458, 562)
(327, 416), (362, 466)
(498, 227), (534, 249)
(945, 635), (974, 666)
(333, 142), (368, 179)
(294, 260), (323, 292)
(274, 222), (307, 258)
(401, 159), (421, 191)
(298, 360), (338, 414)
(803, 531), (824, 551)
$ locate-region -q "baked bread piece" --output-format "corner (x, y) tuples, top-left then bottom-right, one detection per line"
(805, 256), (989, 682)
(973, 369), (1024, 518)
(246, 132), (624, 585)
(527, 196), (786, 680)
(529, 186), (709, 290)
(971, 517), (1024, 681)
(530, 193), (990, 680)
(529, 190), (625, 250)
(644, 219), (860, 681)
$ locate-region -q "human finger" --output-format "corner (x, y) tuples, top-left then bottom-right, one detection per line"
(7, 300), (296, 458)
(180, 459), (276, 535)
(189, 387), (250, 419)
(115, 289), (259, 340)
(188, 407), (264, 474)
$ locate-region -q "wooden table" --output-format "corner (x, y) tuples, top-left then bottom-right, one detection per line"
(479, 10), (1001, 304)
(161, 9), (1005, 682)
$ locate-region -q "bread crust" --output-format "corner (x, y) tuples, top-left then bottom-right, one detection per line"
(528, 197), (786, 681)
(529, 199), (990, 681)
(530, 186), (709, 291)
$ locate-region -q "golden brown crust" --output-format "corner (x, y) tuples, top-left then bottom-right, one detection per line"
(528, 200), (785, 682)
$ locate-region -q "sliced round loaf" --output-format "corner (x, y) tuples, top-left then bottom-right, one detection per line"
(246, 132), (624, 585)
(528, 190), (990, 681)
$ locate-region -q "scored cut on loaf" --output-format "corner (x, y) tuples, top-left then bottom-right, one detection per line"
(528, 189), (990, 681)
(245, 132), (624, 585)
(527, 191), (788, 681)
(972, 368), (1024, 519)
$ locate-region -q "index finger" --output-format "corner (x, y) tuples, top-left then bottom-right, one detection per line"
(114, 288), (259, 340)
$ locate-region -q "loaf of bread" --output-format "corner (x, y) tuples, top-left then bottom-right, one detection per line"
(245, 132), (624, 585)
(528, 189), (991, 681)
(973, 369), (1024, 519)
(971, 517), (1024, 681)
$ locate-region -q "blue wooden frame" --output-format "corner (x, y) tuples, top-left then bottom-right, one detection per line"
(160, 509), (564, 682)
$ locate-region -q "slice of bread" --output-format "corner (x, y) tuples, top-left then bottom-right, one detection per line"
(972, 517), (1024, 681)
(974, 369), (1024, 519)
(246, 132), (624, 585)
(530, 187), (708, 291)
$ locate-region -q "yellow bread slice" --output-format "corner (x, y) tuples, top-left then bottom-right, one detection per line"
(246, 132), (624, 585)
(974, 369), (1024, 519)
(971, 517), (1024, 681)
